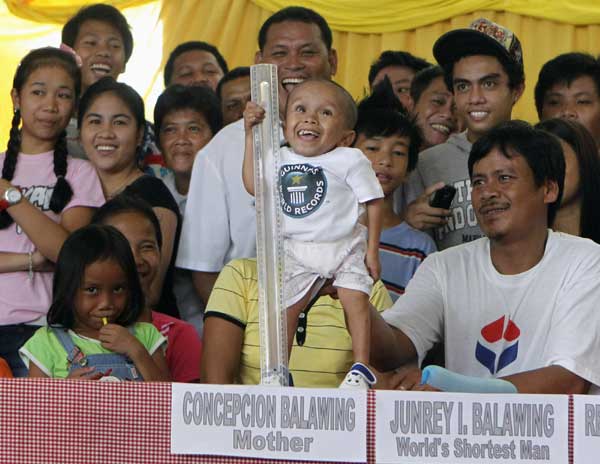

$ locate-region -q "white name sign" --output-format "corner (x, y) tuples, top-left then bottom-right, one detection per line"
(376, 391), (568, 464)
(171, 384), (367, 462)
(573, 395), (600, 463)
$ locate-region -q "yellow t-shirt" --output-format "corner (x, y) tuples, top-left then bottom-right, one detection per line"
(205, 258), (392, 388)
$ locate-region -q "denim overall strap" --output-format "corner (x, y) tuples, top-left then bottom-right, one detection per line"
(51, 326), (144, 381)
(51, 327), (81, 364)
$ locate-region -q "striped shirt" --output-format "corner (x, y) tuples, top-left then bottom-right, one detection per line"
(379, 222), (437, 301)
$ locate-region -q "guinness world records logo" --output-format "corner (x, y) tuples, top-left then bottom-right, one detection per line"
(279, 163), (327, 218)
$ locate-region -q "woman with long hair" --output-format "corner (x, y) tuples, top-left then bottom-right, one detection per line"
(78, 77), (181, 317)
(537, 118), (600, 243)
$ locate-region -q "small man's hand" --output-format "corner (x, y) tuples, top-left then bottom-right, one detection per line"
(405, 182), (451, 231)
(366, 249), (381, 281)
(243, 101), (266, 132)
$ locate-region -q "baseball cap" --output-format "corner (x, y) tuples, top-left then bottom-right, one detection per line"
(433, 18), (523, 72)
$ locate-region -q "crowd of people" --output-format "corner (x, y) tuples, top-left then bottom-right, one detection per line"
(1, 3), (599, 395)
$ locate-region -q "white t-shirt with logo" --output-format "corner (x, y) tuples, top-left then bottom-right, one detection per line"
(280, 146), (383, 242)
(383, 231), (600, 390)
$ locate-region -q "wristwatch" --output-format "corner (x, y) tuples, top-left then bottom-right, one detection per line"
(0, 187), (23, 211)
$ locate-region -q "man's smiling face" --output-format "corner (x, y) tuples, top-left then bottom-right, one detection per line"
(256, 20), (337, 117)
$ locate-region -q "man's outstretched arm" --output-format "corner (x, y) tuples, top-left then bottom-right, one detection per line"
(503, 365), (590, 394)
(369, 304), (418, 372)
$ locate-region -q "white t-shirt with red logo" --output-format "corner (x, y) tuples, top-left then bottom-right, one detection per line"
(0, 151), (105, 325)
(383, 230), (600, 391)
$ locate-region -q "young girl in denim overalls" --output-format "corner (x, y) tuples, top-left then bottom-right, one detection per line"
(20, 224), (170, 381)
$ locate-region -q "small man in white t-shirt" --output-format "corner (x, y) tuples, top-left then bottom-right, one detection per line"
(243, 79), (384, 388)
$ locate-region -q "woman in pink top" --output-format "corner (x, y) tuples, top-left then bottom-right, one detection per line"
(0, 48), (104, 377)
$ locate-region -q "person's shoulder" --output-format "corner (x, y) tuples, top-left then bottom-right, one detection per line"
(418, 140), (451, 160)
(132, 321), (164, 341)
(131, 175), (167, 189)
(433, 236), (486, 262)
(222, 258), (258, 280)
(151, 311), (198, 337)
(66, 156), (96, 174)
(548, 231), (600, 264)
(23, 326), (64, 355)
(201, 119), (245, 158)
(330, 146), (364, 156)
(390, 222), (437, 252)
(27, 326), (57, 343)
(326, 146), (365, 162)
(128, 175), (178, 210)
(419, 132), (470, 163)
(133, 321), (159, 332)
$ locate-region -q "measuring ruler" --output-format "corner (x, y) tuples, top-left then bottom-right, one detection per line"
(250, 64), (289, 386)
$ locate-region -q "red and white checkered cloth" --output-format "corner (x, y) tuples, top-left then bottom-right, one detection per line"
(0, 379), (376, 464)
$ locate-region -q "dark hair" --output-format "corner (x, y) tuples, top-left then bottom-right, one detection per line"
(163, 41), (228, 87)
(216, 66), (250, 99)
(154, 84), (223, 147)
(1, 48), (80, 229)
(47, 224), (144, 329)
(355, 77), (422, 172)
(468, 120), (565, 226)
(368, 51), (431, 87)
(92, 193), (163, 250)
(258, 6), (332, 51)
(535, 118), (600, 243)
(444, 50), (524, 92)
(62, 3), (134, 63)
(534, 53), (600, 118)
(410, 65), (447, 104)
(78, 76), (145, 130)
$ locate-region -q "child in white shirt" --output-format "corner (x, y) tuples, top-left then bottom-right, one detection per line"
(243, 79), (383, 388)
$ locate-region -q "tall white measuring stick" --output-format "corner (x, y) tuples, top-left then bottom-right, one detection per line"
(250, 64), (289, 386)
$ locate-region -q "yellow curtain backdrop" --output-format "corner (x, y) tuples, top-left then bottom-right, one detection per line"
(2, 0), (600, 148)
(160, 0), (600, 126)
(5, 0), (152, 23)
(251, 0), (600, 31)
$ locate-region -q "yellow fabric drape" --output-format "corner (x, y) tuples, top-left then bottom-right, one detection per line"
(2, 0), (600, 149)
(251, 0), (600, 32)
(5, 0), (153, 23)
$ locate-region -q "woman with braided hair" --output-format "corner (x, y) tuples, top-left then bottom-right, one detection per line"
(0, 48), (104, 377)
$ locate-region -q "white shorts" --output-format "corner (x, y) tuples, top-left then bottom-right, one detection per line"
(284, 225), (373, 307)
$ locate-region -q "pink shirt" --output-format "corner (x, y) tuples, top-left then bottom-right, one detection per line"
(0, 151), (105, 325)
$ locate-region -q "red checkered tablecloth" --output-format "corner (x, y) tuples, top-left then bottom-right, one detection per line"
(0, 379), (376, 464)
